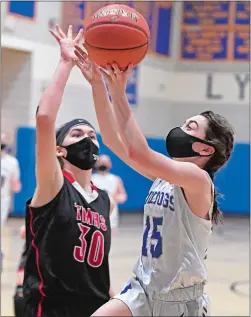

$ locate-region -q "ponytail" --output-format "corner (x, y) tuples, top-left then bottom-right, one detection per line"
(207, 170), (223, 225)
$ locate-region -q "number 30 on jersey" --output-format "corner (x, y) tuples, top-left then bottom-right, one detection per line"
(74, 223), (104, 267)
(142, 215), (163, 258)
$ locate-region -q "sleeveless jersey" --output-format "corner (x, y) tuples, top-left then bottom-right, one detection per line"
(91, 173), (119, 196)
(133, 178), (213, 293)
(23, 170), (111, 315)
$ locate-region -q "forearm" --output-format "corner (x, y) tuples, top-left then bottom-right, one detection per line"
(109, 92), (149, 155)
(91, 81), (128, 155)
(11, 178), (21, 193)
(36, 60), (73, 121)
(114, 193), (127, 204)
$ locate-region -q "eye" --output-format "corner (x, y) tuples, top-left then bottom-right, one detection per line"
(186, 122), (197, 130)
(72, 133), (81, 138)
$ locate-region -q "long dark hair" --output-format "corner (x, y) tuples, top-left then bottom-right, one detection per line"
(200, 111), (235, 224)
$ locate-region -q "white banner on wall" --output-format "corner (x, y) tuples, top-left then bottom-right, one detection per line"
(139, 67), (249, 105)
(171, 72), (249, 105)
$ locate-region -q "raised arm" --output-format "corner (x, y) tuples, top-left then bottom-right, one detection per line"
(97, 63), (209, 193)
(74, 45), (154, 180)
(31, 25), (83, 207)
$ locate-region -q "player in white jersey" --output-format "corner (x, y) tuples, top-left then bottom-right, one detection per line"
(75, 46), (235, 316)
(1, 133), (21, 228)
(1, 133), (22, 272)
(92, 154), (127, 229)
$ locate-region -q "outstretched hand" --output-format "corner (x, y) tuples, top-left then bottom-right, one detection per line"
(100, 63), (134, 95)
(74, 44), (103, 84)
(50, 24), (83, 64)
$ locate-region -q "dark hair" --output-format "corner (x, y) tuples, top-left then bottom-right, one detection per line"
(200, 111), (235, 224)
(58, 156), (64, 169)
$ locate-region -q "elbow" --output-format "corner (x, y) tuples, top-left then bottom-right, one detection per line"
(12, 181), (21, 193)
(120, 194), (127, 204)
(36, 112), (55, 128)
(36, 112), (53, 122)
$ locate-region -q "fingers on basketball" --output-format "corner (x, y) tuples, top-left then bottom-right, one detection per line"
(112, 63), (122, 80)
(124, 63), (134, 76)
(106, 64), (117, 81)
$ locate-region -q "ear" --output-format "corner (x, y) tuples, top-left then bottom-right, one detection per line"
(192, 142), (215, 156)
(199, 145), (215, 156)
(56, 145), (67, 158)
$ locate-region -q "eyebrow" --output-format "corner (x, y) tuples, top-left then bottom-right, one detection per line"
(70, 128), (95, 134)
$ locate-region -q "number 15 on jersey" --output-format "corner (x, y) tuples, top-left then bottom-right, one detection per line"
(142, 215), (163, 259)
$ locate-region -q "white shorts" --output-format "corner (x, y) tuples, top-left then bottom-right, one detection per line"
(113, 276), (211, 316)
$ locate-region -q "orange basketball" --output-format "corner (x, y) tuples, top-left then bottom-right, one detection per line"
(84, 4), (150, 70)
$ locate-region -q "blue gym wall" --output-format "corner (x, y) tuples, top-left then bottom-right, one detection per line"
(13, 127), (250, 217)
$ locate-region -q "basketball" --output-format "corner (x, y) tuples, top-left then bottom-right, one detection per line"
(84, 4), (150, 70)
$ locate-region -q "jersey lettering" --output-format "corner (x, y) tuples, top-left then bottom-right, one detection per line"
(74, 204), (107, 230)
(82, 207), (94, 225)
(145, 190), (175, 211)
(93, 212), (100, 229)
(142, 216), (163, 258)
(74, 203), (82, 220)
(73, 223), (90, 262)
(100, 215), (107, 231)
(88, 230), (104, 267)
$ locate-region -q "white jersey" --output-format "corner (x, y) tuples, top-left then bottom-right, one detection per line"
(1, 153), (20, 199)
(92, 173), (119, 228)
(133, 178), (213, 293)
(1, 153), (20, 227)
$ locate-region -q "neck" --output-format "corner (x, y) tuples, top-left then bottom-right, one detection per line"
(64, 164), (93, 193)
(98, 171), (109, 176)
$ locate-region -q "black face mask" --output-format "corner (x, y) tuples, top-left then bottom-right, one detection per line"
(166, 127), (214, 158)
(97, 165), (109, 172)
(63, 137), (99, 170)
(1, 144), (7, 151)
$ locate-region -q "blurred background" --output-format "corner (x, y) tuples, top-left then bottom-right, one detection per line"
(1, 1), (250, 316)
